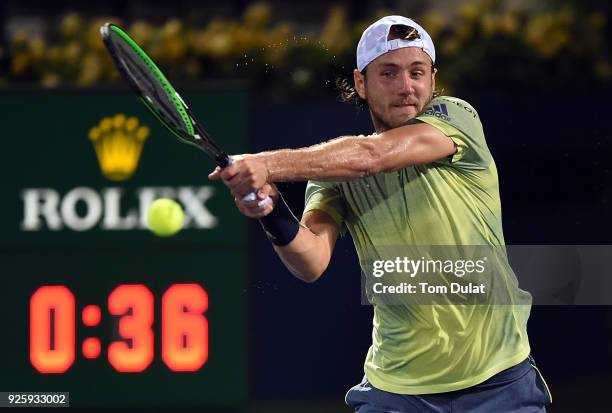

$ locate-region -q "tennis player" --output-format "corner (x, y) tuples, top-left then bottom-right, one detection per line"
(210, 15), (552, 412)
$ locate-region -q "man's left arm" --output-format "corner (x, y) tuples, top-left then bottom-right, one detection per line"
(208, 123), (455, 197)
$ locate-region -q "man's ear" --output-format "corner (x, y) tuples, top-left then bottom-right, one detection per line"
(353, 69), (366, 99)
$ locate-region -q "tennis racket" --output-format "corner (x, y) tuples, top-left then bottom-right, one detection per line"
(100, 22), (270, 205)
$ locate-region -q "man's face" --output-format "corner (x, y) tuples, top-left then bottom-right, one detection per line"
(354, 48), (436, 132)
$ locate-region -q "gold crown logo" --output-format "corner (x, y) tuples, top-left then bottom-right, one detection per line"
(88, 114), (150, 181)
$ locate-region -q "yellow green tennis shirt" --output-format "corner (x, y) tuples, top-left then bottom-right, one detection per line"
(304, 96), (531, 394)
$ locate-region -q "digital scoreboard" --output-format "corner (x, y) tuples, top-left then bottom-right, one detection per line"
(30, 283), (208, 374)
(0, 90), (249, 407)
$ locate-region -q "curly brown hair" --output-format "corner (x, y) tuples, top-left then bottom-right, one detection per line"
(336, 76), (369, 108)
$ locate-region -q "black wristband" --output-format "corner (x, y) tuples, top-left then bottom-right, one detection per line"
(259, 194), (300, 246)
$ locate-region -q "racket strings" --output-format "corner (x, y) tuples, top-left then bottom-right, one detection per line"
(112, 38), (189, 134)
(108, 29), (194, 136)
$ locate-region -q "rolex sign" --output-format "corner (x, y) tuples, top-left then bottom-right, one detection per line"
(0, 89), (248, 245)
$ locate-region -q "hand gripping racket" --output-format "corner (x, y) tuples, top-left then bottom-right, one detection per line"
(100, 23), (270, 205)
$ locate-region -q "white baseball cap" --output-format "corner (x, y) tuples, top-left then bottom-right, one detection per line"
(356, 15), (436, 72)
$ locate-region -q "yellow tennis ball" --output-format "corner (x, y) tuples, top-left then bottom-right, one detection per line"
(146, 198), (185, 237)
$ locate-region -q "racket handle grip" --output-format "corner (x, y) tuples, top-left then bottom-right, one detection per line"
(226, 158), (273, 207)
(242, 192), (273, 207)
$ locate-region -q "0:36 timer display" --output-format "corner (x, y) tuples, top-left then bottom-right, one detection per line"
(30, 283), (208, 374)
